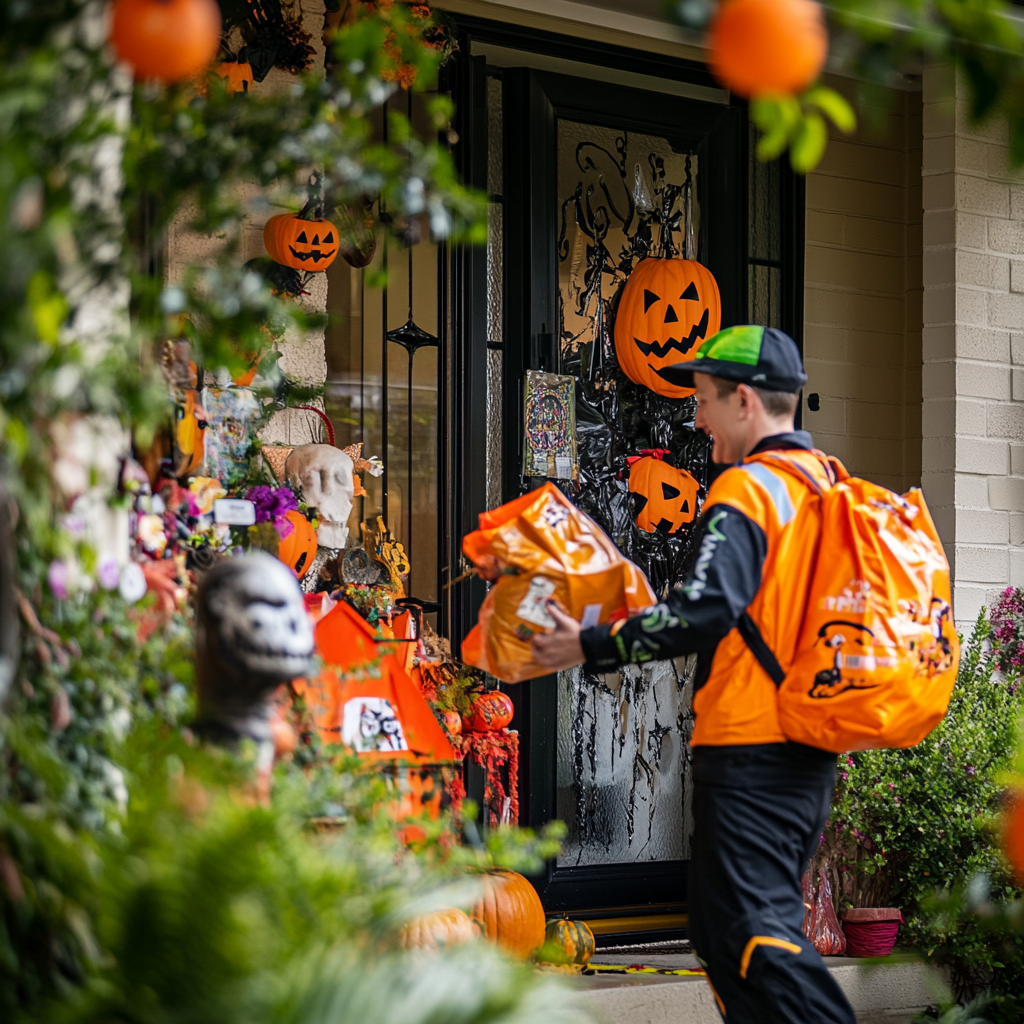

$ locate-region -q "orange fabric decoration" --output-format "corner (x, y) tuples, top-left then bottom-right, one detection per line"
(461, 483), (656, 683)
(110, 0), (221, 83)
(613, 257), (721, 398)
(709, 0), (828, 99)
(215, 61), (254, 95)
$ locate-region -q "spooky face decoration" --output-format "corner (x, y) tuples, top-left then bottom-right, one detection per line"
(277, 509), (318, 579)
(614, 257), (721, 398)
(263, 213), (338, 272)
(285, 444), (355, 549)
(627, 449), (699, 534)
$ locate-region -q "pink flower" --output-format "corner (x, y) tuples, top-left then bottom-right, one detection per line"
(48, 561), (69, 600)
(97, 557), (120, 590)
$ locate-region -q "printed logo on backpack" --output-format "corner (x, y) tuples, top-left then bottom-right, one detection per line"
(739, 453), (959, 754)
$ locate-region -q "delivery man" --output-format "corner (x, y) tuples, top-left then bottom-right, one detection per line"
(533, 325), (856, 1024)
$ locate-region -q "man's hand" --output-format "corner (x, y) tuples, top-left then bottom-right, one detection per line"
(532, 601), (585, 671)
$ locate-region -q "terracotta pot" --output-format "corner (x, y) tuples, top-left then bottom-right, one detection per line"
(840, 908), (903, 957)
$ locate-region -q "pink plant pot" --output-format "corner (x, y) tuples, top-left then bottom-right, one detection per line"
(840, 908), (903, 957)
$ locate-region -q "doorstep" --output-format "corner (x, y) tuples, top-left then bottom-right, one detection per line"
(573, 953), (942, 1024)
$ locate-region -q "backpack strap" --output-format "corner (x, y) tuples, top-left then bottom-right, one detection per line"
(746, 449), (846, 496)
(736, 611), (785, 688)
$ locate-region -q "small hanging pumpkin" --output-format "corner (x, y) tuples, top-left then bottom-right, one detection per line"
(614, 257), (721, 398)
(465, 690), (514, 733)
(264, 213), (339, 271)
(399, 907), (480, 951)
(277, 510), (318, 579)
(215, 61), (254, 95)
(110, 0), (221, 83)
(471, 868), (546, 960)
(1004, 791), (1024, 883)
(627, 450), (699, 535)
(538, 918), (596, 967)
(709, 0), (827, 99)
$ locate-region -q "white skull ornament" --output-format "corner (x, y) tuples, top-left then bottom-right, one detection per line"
(285, 443), (355, 549)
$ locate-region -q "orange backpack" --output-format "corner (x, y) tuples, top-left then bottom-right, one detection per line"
(738, 453), (959, 753)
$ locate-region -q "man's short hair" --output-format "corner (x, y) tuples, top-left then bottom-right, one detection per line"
(712, 376), (799, 419)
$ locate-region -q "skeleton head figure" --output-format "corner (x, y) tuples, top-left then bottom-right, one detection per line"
(194, 553), (314, 751)
(285, 443), (355, 549)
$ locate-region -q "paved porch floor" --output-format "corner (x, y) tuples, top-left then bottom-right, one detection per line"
(574, 952), (942, 1024)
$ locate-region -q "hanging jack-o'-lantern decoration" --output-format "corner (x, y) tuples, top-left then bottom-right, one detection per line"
(110, 0), (221, 83)
(709, 0), (828, 99)
(215, 61), (254, 95)
(277, 510), (318, 579)
(613, 257), (721, 398)
(627, 449), (700, 535)
(264, 213), (339, 272)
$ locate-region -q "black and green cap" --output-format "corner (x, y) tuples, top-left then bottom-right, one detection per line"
(658, 325), (807, 393)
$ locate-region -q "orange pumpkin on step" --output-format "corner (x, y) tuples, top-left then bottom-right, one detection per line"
(399, 907), (480, 951)
(277, 510), (318, 579)
(264, 213), (339, 272)
(709, 0), (828, 99)
(465, 690), (514, 732)
(471, 868), (545, 960)
(614, 257), (720, 398)
(110, 0), (221, 83)
(627, 450), (699, 535)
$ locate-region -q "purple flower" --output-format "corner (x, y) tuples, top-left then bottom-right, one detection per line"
(246, 486), (299, 525)
(48, 561), (69, 600)
(841, 771), (849, 781)
(97, 557), (120, 590)
(965, 765), (976, 776)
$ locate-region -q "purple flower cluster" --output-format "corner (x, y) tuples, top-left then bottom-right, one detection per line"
(246, 486), (299, 534)
(989, 586), (1024, 673)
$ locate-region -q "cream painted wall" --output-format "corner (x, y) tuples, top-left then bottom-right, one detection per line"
(802, 77), (924, 496)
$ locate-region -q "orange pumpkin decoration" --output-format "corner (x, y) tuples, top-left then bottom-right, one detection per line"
(110, 0), (221, 83)
(264, 213), (339, 272)
(441, 709), (462, 737)
(215, 61), (254, 95)
(465, 690), (514, 733)
(1004, 791), (1024, 883)
(471, 868), (546, 960)
(539, 918), (596, 967)
(277, 510), (318, 579)
(709, 0), (828, 99)
(399, 908), (480, 951)
(614, 258), (721, 398)
(627, 450), (699, 535)
(174, 389), (205, 477)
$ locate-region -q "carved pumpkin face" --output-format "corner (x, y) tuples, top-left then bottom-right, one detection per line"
(264, 213), (339, 272)
(614, 257), (721, 398)
(277, 510), (318, 578)
(628, 451), (699, 534)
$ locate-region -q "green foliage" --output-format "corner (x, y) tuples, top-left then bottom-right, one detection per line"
(750, 87), (858, 173)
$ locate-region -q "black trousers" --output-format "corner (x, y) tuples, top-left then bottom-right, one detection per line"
(688, 744), (856, 1024)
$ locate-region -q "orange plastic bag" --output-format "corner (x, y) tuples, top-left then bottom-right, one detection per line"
(461, 483), (656, 683)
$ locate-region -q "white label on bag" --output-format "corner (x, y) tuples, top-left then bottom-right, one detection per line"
(213, 498), (256, 526)
(517, 576), (557, 629)
(580, 603), (602, 629)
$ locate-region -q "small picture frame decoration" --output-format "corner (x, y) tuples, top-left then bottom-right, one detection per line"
(522, 370), (578, 481)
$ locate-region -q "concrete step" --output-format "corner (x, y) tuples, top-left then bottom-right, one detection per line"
(574, 953), (941, 1024)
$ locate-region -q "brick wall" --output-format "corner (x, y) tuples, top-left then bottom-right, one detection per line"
(922, 66), (1024, 627)
(803, 77), (923, 494)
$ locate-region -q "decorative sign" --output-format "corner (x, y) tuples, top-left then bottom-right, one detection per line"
(522, 370), (577, 481)
(213, 498), (257, 526)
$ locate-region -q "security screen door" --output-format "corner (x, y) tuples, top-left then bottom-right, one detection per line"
(499, 66), (745, 936)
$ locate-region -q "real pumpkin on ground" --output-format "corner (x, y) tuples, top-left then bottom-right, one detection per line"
(613, 257), (721, 398)
(471, 868), (546, 960)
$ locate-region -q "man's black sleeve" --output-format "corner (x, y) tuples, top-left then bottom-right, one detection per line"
(579, 503), (767, 671)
